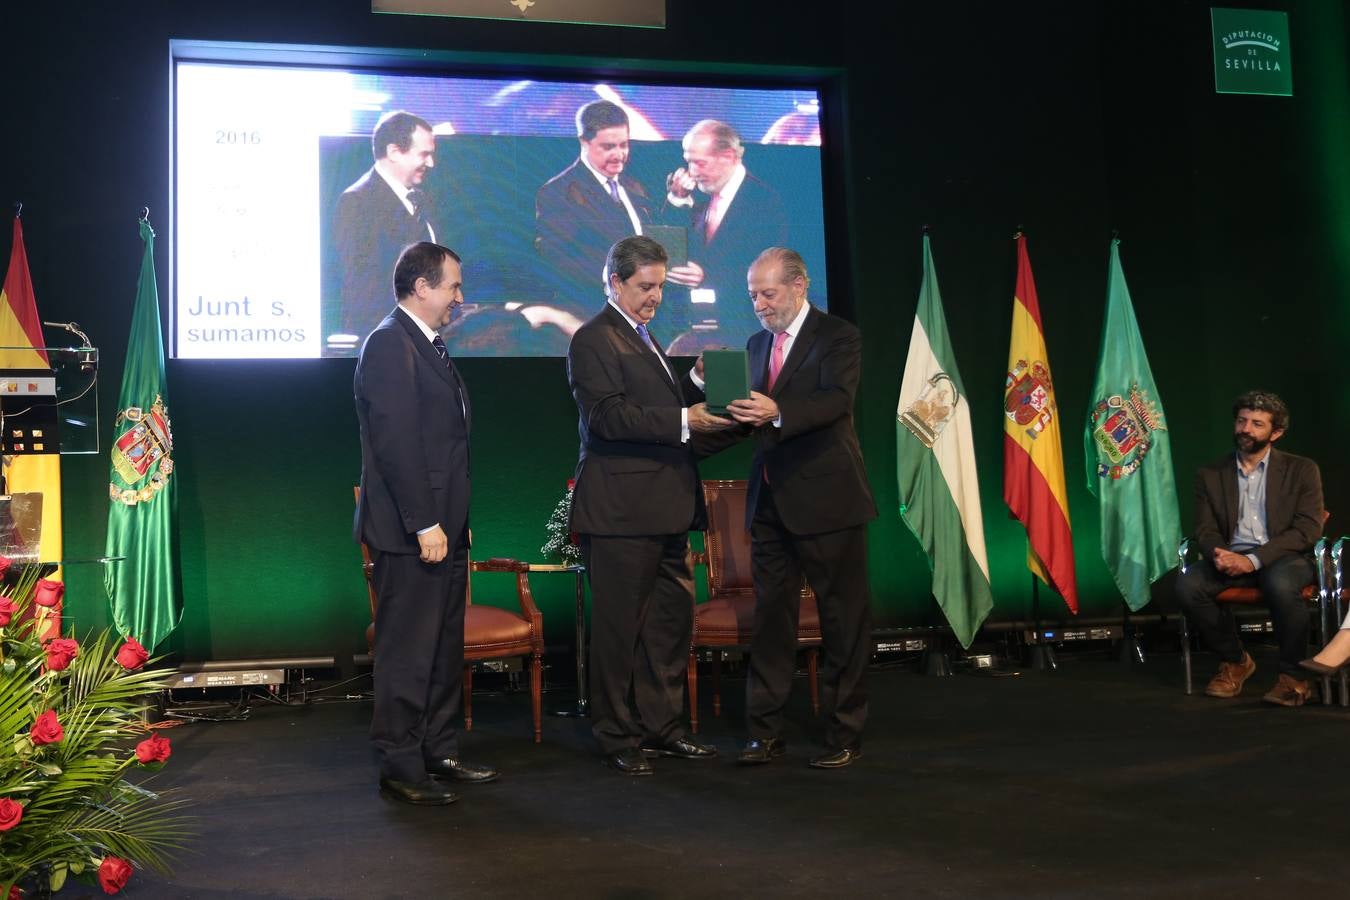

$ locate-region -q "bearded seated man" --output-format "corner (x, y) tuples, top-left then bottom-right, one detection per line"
(1175, 390), (1325, 706)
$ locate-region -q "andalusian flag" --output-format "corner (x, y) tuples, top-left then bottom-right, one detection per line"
(105, 219), (180, 651)
(0, 215), (63, 575)
(1084, 239), (1181, 611)
(897, 234), (993, 648)
(1003, 235), (1078, 613)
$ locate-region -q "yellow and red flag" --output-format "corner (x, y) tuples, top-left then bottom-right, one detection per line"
(1002, 234), (1077, 612)
(0, 215), (64, 623)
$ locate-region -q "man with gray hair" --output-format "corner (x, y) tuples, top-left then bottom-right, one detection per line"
(1176, 390), (1325, 706)
(664, 119), (789, 344)
(691, 247), (876, 769)
(566, 235), (733, 775)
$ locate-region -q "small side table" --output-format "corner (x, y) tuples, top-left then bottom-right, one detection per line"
(528, 562), (588, 717)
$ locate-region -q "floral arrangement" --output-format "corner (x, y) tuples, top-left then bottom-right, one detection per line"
(0, 559), (190, 896)
(540, 479), (581, 566)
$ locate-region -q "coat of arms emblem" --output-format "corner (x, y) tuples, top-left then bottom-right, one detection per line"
(899, 373), (959, 448)
(109, 395), (175, 506)
(1004, 359), (1054, 438)
(1088, 384), (1166, 480)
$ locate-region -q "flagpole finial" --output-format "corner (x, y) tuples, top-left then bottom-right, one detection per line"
(12, 202), (20, 219)
(140, 207), (150, 223)
(1014, 224), (1024, 240)
(1111, 228), (1120, 241)
(921, 224), (930, 235)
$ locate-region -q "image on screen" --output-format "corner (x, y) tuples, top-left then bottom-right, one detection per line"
(173, 57), (827, 358)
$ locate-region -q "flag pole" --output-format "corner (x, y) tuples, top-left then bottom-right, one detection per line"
(1028, 570), (1057, 670)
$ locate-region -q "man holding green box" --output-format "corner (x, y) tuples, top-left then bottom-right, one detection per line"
(694, 247), (876, 769)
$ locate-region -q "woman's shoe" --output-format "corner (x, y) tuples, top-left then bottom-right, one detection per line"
(1299, 658), (1345, 677)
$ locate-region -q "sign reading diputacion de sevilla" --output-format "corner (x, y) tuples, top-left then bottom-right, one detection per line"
(1088, 384), (1166, 481)
(109, 395), (174, 506)
(1211, 7), (1293, 96)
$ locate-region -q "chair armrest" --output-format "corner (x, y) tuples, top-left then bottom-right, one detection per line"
(470, 557), (543, 630)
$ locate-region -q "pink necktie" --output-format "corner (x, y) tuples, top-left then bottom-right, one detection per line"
(767, 331), (789, 391)
(704, 193), (722, 243)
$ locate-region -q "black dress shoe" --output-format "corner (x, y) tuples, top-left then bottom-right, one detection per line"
(379, 777), (459, 806)
(640, 736), (718, 759)
(1299, 657), (1345, 677)
(808, 747), (862, 770)
(605, 748), (654, 776)
(736, 737), (786, 765)
(425, 758), (499, 784)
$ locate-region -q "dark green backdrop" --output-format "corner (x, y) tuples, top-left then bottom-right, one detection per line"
(1, 0), (1345, 661)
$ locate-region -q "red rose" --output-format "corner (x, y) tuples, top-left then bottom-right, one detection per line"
(0, 554), (11, 578)
(566, 478), (576, 491)
(7, 886), (21, 900)
(97, 857), (133, 895)
(0, 595), (14, 627)
(115, 638), (149, 671)
(33, 579), (64, 608)
(0, 797), (22, 831)
(134, 733), (172, 765)
(43, 637), (79, 672)
(30, 709), (62, 745)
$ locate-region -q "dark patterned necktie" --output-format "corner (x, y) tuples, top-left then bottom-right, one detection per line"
(431, 334), (450, 367)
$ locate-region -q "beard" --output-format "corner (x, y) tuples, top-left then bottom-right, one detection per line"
(1233, 433), (1270, 454)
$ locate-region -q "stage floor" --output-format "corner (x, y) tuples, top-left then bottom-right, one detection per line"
(127, 649), (1350, 899)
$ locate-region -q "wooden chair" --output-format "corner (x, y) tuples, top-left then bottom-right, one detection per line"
(355, 487), (545, 742)
(1176, 523), (1329, 701)
(689, 479), (819, 734)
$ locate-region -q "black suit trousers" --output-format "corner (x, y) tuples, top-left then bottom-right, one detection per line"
(581, 533), (694, 754)
(747, 482), (872, 750)
(369, 527), (469, 782)
(1176, 554), (1316, 676)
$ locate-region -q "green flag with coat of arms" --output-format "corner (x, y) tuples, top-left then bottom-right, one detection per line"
(1083, 239), (1181, 611)
(105, 218), (181, 651)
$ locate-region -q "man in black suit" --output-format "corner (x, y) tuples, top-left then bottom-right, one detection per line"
(335, 111), (440, 343)
(354, 242), (497, 805)
(1176, 391), (1325, 706)
(535, 101), (654, 331)
(664, 120), (789, 349)
(566, 235), (734, 775)
(693, 247), (876, 769)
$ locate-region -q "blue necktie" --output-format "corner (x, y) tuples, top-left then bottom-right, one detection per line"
(607, 179), (621, 203)
(431, 334), (450, 366)
(636, 325), (672, 382)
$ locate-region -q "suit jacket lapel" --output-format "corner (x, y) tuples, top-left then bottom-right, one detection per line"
(603, 305), (680, 401)
(394, 308), (454, 389)
(1265, 448), (1284, 525)
(770, 306), (819, 398)
(1220, 456), (1239, 537)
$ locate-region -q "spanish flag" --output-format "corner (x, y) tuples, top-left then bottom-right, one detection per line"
(0, 215), (63, 592)
(1002, 234), (1077, 612)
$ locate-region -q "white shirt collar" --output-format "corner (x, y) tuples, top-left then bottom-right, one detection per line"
(781, 299), (811, 339)
(396, 304), (440, 343)
(607, 298), (644, 332)
(374, 162), (414, 205)
(580, 154), (618, 189)
(712, 163), (748, 207)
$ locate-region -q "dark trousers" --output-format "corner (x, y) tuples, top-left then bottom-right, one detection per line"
(581, 533), (694, 754)
(747, 483), (872, 750)
(1175, 553), (1316, 676)
(370, 528), (468, 783)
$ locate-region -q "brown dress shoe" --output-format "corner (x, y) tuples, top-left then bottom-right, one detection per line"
(1204, 652), (1256, 698)
(1262, 673), (1315, 707)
